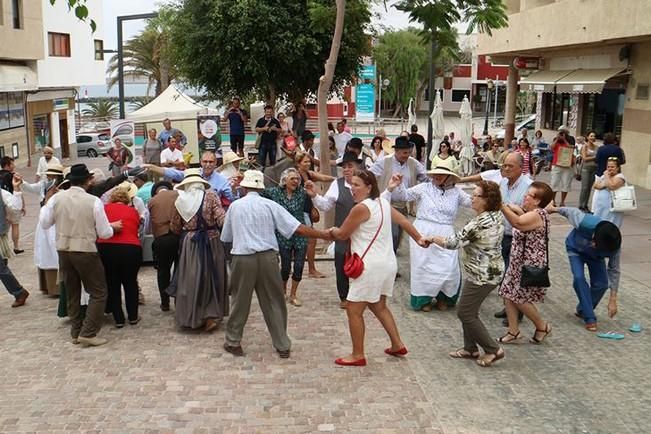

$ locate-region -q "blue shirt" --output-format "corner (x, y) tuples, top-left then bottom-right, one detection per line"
(226, 109), (247, 136)
(559, 207), (615, 260)
(163, 168), (235, 202)
(158, 128), (187, 148)
(595, 144), (625, 176)
(136, 181), (154, 206)
(220, 192), (301, 255)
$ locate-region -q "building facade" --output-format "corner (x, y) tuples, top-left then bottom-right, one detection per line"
(478, 0), (651, 188)
(26, 0), (105, 160)
(0, 0), (42, 165)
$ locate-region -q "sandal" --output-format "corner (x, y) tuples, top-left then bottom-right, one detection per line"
(420, 303), (433, 312)
(585, 323), (598, 332)
(448, 348), (480, 359)
(497, 331), (522, 344)
(530, 323), (552, 344)
(476, 348), (505, 367)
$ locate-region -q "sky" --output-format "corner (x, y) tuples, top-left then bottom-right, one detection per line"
(101, 0), (414, 50)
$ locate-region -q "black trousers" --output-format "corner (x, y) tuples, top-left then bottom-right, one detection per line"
(152, 232), (179, 308)
(98, 244), (142, 324)
(230, 135), (245, 154)
(334, 251), (349, 301)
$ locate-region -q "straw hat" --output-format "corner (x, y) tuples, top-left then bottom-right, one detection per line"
(44, 162), (65, 177)
(426, 158), (461, 182)
(239, 170), (265, 190)
(175, 168), (211, 191)
(117, 181), (138, 199)
(218, 151), (244, 171)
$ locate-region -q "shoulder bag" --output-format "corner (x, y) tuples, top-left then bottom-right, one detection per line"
(610, 181), (637, 212)
(520, 212), (550, 288)
(343, 200), (384, 279)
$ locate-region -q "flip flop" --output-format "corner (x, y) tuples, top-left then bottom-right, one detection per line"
(596, 331), (625, 340)
(630, 323), (642, 333)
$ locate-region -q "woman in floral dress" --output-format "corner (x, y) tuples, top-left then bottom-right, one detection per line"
(387, 158), (471, 311)
(498, 181), (554, 344)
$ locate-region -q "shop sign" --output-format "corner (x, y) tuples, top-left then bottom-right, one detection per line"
(53, 98), (69, 111)
(513, 57), (540, 70)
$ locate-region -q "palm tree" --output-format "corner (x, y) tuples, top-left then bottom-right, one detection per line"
(106, 14), (176, 97)
(81, 99), (119, 121)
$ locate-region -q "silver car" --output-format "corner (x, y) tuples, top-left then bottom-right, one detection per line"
(75, 133), (111, 157)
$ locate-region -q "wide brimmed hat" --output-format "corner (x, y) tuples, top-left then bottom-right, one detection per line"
(347, 137), (363, 150)
(393, 136), (414, 150)
(175, 168), (211, 191)
(594, 221), (622, 253)
(426, 158), (461, 182)
(116, 181), (138, 199)
(151, 181), (173, 197)
(68, 164), (93, 181)
(239, 170), (265, 190)
(218, 151), (244, 171)
(337, 151), (363, 167)
(45, 162), (65, 177)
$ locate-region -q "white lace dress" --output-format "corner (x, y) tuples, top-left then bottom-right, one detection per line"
(347, 198), (397, 303)
(401, 182), (472, 301)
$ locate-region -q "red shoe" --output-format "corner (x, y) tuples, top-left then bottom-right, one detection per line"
(334, 357), (367, 366)
(384, 347), (408, 357)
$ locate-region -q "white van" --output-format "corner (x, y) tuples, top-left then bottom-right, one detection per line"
(495, 114), (536, 139)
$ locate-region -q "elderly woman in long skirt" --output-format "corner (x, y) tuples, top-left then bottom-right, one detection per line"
(387, 158), (472, 311)
(168, 169), (228, 332)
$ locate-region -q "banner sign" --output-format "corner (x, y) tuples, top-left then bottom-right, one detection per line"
(197, 114), (222, 155)
(355, 83), (375, 122)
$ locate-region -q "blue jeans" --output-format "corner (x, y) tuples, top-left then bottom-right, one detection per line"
(568, 252), (609, 324)
(0, 258), (23, 298)
(279, 245), (306, 282)
(257, 143), (277, 169)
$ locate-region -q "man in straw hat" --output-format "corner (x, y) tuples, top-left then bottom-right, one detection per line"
(221, 170), (332, 358)
(370, 136), (428, 254)
(40, 163), (123, 346)
(217, 151), (244, 180)
(0, 172), (30, 307)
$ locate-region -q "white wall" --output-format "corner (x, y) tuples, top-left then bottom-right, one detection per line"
(36, 0), (105, 88)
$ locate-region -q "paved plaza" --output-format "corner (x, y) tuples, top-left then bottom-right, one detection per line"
(0, 158), (649, 433)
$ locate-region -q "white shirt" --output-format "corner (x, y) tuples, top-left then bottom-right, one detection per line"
(334, 131), (352, 156)
(312, 178), (352, 212)
(160, 148), (184, 164)
(221, 192), (301, 255)
(36, 156), (61, 181)
(369, 155), (429, 188)
(1, 190), (23, 214)
(40, 186), (114, 239)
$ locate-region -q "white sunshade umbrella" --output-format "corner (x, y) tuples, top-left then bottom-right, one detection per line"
(407, 97), (417, 128)
(458, 95), (475, 176)
(429, 90), (445, 161)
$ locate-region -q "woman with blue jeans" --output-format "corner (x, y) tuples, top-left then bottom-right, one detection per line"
(262, 168), (308, 306)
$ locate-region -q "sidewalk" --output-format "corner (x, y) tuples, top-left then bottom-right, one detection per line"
(0, 157), (649, 433)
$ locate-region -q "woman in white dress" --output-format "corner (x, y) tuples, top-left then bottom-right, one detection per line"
(387, 158), (472, 311)
(328, 169), (428, 367)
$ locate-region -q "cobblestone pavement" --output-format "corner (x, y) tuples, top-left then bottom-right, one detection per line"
(0, 158), (649, 433)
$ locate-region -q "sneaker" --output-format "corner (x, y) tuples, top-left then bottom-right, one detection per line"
(77, 336), (108, 347)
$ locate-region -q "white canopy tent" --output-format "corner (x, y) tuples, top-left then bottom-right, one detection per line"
(126, 85), (218, 122)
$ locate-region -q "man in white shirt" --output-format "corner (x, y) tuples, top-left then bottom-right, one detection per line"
(160, 136), (184, 168)
(333, 121), (352, 157)
(221, 170), (329, 359)
(40, 164), (123, 347)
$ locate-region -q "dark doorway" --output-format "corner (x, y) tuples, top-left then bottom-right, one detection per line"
(59, 118), (69, 158)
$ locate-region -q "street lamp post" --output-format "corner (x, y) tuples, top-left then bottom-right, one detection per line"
(483, 79), (494, 136)
(117, 12), (159, 119)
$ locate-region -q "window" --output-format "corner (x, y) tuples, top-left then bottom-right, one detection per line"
(94, 40), (104, 60)
(12, 0), (21, 29)
(76, 135), (92, 143)
(636, 84), (649, 100)
(48, 32), (71, 57)
(0, 92), (25, 131)
(542, 93), (571, 131)
(451, 90), (468, 103)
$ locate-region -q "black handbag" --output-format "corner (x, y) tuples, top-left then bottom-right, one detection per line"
(520, 214), (550, 288)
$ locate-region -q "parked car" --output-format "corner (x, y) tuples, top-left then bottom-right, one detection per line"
(75, 133), (111, 157)
(495, 114), (537, 139)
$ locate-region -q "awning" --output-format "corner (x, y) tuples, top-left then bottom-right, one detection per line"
(518, 70), (574, 93)
(554, 68), (629, 93)
(0, 63), (38, 92)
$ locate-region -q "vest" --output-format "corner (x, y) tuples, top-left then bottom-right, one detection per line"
(334, 177), (355, 254)
(378, 155), (418, 209)
(0, 194), (8, 235)
(53, 187), (101, 252)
